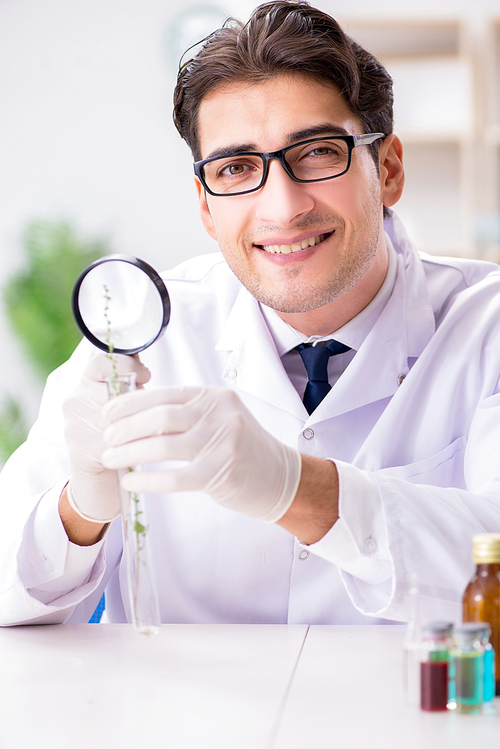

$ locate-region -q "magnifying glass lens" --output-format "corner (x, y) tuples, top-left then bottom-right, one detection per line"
(72, 255), (170, 355)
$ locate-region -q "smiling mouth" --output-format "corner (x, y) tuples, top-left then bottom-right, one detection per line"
(258, 232), (331, 254)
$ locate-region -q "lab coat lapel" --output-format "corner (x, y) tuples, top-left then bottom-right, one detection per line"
(216, 287), (306, 418)
(307, 232), (436, 424)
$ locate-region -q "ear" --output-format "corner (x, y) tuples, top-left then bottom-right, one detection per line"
(378, 134), (405, 208)
(195, 178), (218, 241)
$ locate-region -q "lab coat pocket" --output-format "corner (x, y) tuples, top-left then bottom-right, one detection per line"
(375, 436), (467, 488)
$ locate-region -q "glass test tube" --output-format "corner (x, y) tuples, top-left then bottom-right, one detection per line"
(403, 576), (422, 706)
(106, 372), (161, 635)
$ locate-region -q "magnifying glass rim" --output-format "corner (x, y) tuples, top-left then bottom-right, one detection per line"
(72, 253), (171, 355)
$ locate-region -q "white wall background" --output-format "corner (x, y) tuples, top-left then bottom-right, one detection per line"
(1, 0), (500, 425)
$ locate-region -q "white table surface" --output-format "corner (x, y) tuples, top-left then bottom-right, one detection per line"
(0, 623), (498, 749)
(0, 623), (307, 749)
(274, 625), (500, 749)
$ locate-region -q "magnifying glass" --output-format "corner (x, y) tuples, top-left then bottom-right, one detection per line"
(72, 254), (170, 355)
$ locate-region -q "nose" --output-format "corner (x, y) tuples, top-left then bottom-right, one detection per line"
(254, 158), (315, 227)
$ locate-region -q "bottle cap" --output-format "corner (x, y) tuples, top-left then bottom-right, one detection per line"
(453, 622), (486, 647)
(476, 622), (492, 640)
(422, 620), (453, 638)
(472, 533), (500, 563)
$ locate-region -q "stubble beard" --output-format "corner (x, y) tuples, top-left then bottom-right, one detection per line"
(224, 200), (382, 314)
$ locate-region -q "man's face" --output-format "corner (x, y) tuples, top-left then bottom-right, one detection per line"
(195, 74), (391, 328)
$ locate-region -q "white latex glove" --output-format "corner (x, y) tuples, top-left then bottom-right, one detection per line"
(102, 386), (302, 523)
(62, 353), (151, 523)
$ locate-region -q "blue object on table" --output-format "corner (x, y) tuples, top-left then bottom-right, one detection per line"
(88, 593), (105, 623)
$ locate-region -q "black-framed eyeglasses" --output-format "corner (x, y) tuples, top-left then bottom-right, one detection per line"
(193, 132), (385, 197)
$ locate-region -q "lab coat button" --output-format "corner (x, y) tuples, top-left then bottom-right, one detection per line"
(298, 550), (310, 560)
(302, 428), (314, 440)
(364, 537), (377, 554)
(397, 373), (406, 386)
(42, 557), (54, 573)
(225, 367), (237, 380)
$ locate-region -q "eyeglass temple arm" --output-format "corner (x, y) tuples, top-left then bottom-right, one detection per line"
(353, 133), (385, 146)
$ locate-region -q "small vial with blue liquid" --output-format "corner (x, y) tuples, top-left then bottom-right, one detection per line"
(478, 623), (496, 704)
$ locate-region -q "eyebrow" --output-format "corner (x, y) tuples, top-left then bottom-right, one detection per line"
(204, 124), (352, 161)
(287, 124), (351, 143)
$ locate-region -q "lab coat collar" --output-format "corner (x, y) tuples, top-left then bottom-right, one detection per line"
(385, 209), (436, 358)
(216, 211), (435, 421)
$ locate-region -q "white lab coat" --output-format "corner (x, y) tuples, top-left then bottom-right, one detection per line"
(1, 211), (500, 627)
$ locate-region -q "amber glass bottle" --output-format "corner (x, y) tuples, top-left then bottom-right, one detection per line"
(462, 533), (500, 696)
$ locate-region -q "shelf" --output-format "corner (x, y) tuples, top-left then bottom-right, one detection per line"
(340, 18), (476, 258)
(492, 21), (500, 131)
(395, 132), (470, 144)
(484, 125), (500, 146)
(483, 20), (500, 256)
(333, 17), (500, 261)
(390, 56), (473, 138)
(342, 19), (462, 59)
(341, 19), (473, 141)
(396, 141), (473, 257)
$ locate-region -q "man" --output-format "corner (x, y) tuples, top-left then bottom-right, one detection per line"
(1, 0), (500, 627)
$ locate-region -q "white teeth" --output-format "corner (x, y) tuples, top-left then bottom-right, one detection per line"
(262, 234), (324, 254)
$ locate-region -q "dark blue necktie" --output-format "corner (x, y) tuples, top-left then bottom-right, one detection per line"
(296, 340), (351, 414)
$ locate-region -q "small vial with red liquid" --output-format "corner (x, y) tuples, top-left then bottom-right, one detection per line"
(420, 621), (453, 711)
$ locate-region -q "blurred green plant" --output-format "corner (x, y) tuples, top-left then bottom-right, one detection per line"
(0, 395), (29, 461)
(4, 220), (106, 378)
(0, 219), (106, 463)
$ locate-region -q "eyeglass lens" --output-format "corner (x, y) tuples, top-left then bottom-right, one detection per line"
(202, 137), (351, 195)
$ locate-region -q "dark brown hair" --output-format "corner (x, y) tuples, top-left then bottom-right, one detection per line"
(173, 0), (393, 166)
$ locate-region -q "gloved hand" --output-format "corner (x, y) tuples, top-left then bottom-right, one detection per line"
(101, 386), (302, 523)
(62, 353), (151, 523)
